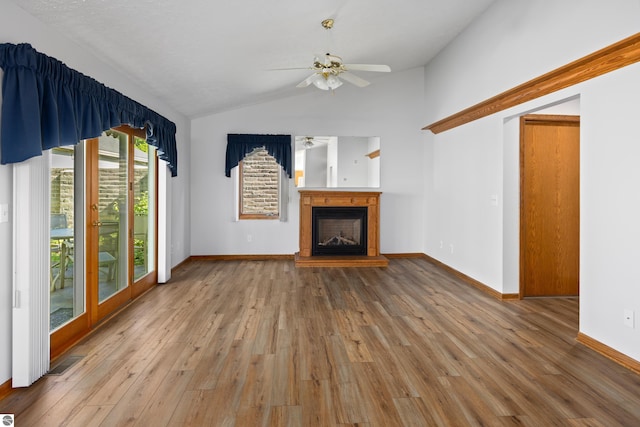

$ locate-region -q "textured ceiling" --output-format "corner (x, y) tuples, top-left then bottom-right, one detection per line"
(8, 0), (495, 118)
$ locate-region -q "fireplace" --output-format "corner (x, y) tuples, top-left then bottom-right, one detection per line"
(296, 190), (388, 267)
(312, 207), (367, 256)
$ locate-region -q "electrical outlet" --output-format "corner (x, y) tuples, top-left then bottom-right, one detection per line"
(439, 240), (443, 249)
(450, 244), (454, 254)
(624, 309), (635, 328)
(247, 234), (252, 243)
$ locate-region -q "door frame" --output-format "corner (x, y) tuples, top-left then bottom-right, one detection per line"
(519, 114), (580, 298)
(51, 126), (158, 358)
(127, 126), (159, 298)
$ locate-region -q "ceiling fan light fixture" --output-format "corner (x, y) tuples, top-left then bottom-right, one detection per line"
(321, 19), (334, 30)
(312, 73), (342, 90)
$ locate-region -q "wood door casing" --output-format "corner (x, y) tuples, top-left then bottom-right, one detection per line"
(520, 115), (580, 297)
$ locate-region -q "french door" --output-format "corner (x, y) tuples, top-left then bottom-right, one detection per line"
(50, 126), (157, 357)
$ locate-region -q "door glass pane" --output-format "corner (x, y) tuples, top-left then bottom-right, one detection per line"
(133, 138), (155, 280)
(50, 147), (81, 330)
(98, 131), (129, 302)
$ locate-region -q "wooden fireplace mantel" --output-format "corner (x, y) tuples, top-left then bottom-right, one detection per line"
(295, 190), (388, 267)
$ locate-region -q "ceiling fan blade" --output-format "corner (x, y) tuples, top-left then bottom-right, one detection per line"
(269, 66), (312, 71)
(344, 64), (391, 72)
(340, 71), (370, 87)
(296, 74), (317, 88)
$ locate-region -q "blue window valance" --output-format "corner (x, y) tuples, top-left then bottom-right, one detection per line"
(225, 134), (292, 178)
(0, 43), (178, 176)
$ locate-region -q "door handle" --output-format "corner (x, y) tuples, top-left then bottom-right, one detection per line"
(92, 220), (102, 227)
(91, 203), (99, 211)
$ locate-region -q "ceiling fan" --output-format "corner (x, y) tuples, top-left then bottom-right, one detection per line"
(295, 135), (332, 149)
(285, 19), (391, 91)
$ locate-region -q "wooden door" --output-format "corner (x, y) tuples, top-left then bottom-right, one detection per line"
(520, 115), (580, 297)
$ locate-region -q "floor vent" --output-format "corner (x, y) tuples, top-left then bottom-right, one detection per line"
(47, 356), (83, 376)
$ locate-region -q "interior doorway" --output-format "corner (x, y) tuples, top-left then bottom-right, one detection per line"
(520, 114), (580, 297)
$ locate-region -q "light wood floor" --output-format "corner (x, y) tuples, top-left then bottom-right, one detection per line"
(2, 258), (640, 426)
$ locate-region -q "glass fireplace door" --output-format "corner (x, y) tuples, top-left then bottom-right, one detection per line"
(312, 207), (368, 256)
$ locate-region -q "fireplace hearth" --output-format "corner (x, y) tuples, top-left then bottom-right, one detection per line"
(296, 190), (388, 267)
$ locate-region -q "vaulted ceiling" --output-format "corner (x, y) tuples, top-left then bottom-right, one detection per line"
(8, 0), (495, 118)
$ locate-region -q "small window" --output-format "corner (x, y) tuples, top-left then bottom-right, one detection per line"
(239, 147), (280, 219)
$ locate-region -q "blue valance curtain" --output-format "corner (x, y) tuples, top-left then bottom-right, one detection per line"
(225, 134), (292, 177)
(0, 43), (178, 176)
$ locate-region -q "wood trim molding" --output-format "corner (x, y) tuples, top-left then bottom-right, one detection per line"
(383, 253), (424, 259)
(169, 256), (192, 278)
(0, 379), (12, 401)
(366, 149), (380, 159)
(420, 254), (519, 300)
(521, 114), (580, 124)
(424, 32), (640, 134)
(577, 332), (640, 375)
(190, 255), (294, 262)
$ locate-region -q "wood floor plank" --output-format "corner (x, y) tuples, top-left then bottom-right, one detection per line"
(333, 309), (374, 363)
(10, 380), (76, 426)
(301, 379), (335, 427)
(459, 357), (527, 417)
(65, 405), (113, 427)
(26, 388), (96, 427)
(269, 345), (299, 407)
(391, 344), (464, 426)
(393, 396), (440, 426)
(237, 354), (275, 415)
(166, 390), (217, 426)
(331, 381), (370, 424)
(186, 317), (238, 390)
(252, 305), (280, 355)
(1, 258), (639, 426)
(194, 339), (255, 426)
(351, 362), (405, 426)
(98, 341), (186, 426)
(133, 369), (195, 426)
(269, 405), (303, 427)
(358, 325), (419, 398)
(298, 317), (333, 381)
(85, 357), (151, 406)
(446, 374), (506, 424)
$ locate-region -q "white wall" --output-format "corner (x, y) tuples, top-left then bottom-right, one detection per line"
(0, 0), (191, 386)
(424, 0), (640, 124)
(423, 0), (640, 361)
(191, 67), (426, 256)
(579, 64), (640, 361)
